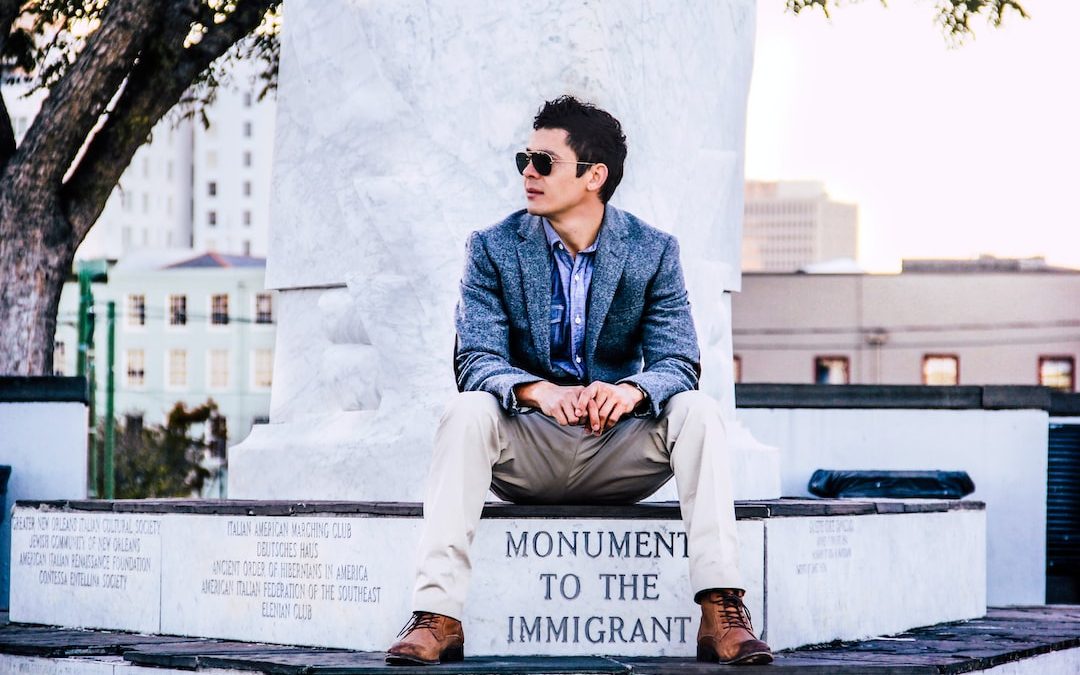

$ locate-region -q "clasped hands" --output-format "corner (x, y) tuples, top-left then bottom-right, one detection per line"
(514, 380), (645, 435)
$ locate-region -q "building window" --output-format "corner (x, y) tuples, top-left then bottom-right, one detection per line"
(127, 294), (146, 327)
(211, 294), (229, 325)
(243, 181), (252, 197)
(168, 294), (187, 326)
(243, 92), (253, 108)
(126, 349), (145, 387)
(243, 121), (253, 138)
(243, 240), (252, 256)
(142, 193), (149, 213)
(53, 340), (66, 376)
(733, 355), (742, 384)
(208, 210), (217, 226)
(1039, 356), (1075, 392)
(255, 293), (273, 324)
(168, 349), (187, 388)
(243, 151), (253, 167)
(814, 356), (849, 384)
(208, 181), (217, 196)
(243, 210), (252, 226)
(253, 348), (273, 389)
(209, 349), (229, 389)
(922, 354), (959, 386)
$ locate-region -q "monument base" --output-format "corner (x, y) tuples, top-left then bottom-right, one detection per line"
(9, 498), (983, 655)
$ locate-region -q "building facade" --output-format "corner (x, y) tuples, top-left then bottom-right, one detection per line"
(55, 252), (276, 444)
(732, 259), (1079, 390)
(742, 180), (859, 272)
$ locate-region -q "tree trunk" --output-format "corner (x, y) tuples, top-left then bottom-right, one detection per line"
(0, 191), (76, 375)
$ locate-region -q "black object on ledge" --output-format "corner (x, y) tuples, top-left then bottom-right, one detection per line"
(809, 469), (975, 499)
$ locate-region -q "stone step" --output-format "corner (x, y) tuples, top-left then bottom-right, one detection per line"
(2, 606), (1078, 674)
(8, 498), (986, 655)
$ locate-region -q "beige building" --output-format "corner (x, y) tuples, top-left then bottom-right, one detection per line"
(731, 257), (1079, 390)
(742, 180), (859, 272)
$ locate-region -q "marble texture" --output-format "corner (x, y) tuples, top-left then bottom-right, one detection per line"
(228, 0), (779, 500)
(738, 407), (1046, 606)
(762, 510), (987, 650)
(8, 509), (162, 633)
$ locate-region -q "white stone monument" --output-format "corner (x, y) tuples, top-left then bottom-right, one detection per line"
(230, 0), (780, 500)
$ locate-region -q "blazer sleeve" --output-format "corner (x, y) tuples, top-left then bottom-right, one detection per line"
(454, 231), (543, 412)
(617, 236), (701, 417)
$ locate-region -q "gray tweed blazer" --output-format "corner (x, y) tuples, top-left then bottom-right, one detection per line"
(454, 205), (701, 418)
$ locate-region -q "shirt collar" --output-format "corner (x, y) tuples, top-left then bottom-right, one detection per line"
(542, 218), (599, 255)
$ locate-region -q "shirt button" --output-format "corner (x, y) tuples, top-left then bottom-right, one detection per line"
(557, 243), (563, 249)
(574, 274), (580, 281)
(575, 356), (582, 363)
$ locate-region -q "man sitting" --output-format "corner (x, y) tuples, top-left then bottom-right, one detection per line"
(387, 95), (772, 667)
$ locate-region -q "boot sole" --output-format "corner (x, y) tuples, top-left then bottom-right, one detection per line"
(697, 644), (774, 665)
(385, 645), (464, 666)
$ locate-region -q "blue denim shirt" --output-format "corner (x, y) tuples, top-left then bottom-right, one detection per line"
(543, 219), (597, 381)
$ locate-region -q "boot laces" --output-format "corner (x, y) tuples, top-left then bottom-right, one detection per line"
(716, 593), (753, 631)
(397, 611), (440, 638)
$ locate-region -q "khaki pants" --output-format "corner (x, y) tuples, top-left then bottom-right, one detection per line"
(412, 389), (743, 620)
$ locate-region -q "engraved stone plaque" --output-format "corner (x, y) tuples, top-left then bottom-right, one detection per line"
(465, 519), (764, 656)
(8, 508), (163, 633)
(160, 515), (420, 647)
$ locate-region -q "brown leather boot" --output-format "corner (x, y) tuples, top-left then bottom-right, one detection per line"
(697, 589), (773, 665)
(385, 611), (465, 665)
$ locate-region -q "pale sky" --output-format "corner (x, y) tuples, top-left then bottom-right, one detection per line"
(745, 1), (1080, 272)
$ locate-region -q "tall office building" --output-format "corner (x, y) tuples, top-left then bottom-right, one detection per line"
(191, 59), (276, 257)
(742, 180), (859, 272)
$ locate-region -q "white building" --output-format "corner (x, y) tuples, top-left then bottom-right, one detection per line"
(191, 65), (276, 257)
(742, 180), (859, 272)
(55, 251), (276, 445)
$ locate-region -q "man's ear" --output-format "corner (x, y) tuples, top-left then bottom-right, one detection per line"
(586, 163), (609, 195)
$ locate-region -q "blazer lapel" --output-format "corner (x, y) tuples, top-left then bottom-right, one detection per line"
(517, 216), (552, 368)
(584, 207), (629, 372)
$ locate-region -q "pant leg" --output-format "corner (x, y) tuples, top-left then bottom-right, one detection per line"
(564, 390), (743, 594)
(411, 391), (576, 618)
(411, 391), (507, 619)
(663, 390), (743, 594)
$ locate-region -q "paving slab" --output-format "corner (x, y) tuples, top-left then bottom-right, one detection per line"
(2, 606), (1080, 673)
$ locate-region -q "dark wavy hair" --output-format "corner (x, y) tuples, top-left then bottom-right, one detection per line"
(533, 95), (627, 203)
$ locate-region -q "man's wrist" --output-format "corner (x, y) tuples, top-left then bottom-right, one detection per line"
(619, 381), (649, 409)
(513, 380), (549, 409)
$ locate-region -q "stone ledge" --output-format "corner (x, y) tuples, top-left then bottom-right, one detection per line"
(0, 376), (89, 404)
(736, 383), (1080, 414)
(1, 607), (1077, 673)
(13, 498), (985, 519)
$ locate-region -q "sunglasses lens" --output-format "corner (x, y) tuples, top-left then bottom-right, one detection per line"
(516, 151), (554, 176)
(532, 152), (552, 175)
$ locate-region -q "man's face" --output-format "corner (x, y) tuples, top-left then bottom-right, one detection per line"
(521, 127), (598, 219)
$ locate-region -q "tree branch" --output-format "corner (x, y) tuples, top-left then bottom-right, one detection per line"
(64, 0), (279, 240)
(2, 0), (163, 194)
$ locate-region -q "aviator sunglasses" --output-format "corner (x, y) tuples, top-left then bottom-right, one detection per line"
(515, 150), (595, 176)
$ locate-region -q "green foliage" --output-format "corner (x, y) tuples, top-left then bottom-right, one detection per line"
(108, 400), (223, 499)
(785, 0), (1029, 42)
(1, 1), (281, 126)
